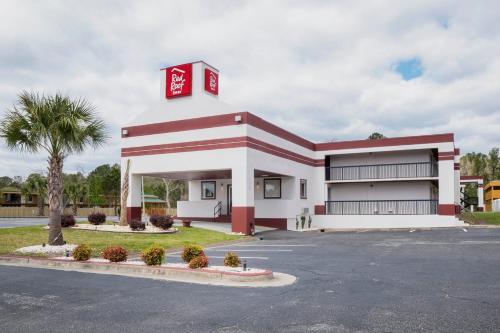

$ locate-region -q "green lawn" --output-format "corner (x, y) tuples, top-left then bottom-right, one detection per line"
(459, 212), (500, 226)
(0, 225), (244, 256)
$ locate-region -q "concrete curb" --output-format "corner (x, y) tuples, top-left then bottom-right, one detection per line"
(0, 256), (296, 288)
(322, 226), (472, 233)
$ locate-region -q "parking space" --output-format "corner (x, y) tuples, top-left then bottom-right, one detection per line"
(1, 227), (500, 332)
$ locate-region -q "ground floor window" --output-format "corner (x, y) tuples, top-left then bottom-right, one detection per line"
(201, 181), (216, 199)
(300, 179), (307, 199)
(264, 178), (281, 199)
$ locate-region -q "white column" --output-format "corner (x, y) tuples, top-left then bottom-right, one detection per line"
(478, 182), (484, 209)
(231, 164), (255, 234)
(438, 157), (455, 215)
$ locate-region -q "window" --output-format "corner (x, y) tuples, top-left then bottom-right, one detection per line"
(264, 178), (281, 199)
(300, 179), (307, 199)
(201, 181), (216, 200)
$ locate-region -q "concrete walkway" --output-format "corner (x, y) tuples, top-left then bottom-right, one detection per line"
(176, 221), (276, 234)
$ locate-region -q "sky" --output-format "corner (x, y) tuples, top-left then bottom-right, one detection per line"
(1, 0), (499, 178)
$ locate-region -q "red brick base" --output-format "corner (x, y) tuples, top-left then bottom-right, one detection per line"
(314, 205), (326, 215)
(438, 204), (455, 216)
(255, 218), (287, 230)
(231, 206), (255, 235)
(126, 207), (142, 223)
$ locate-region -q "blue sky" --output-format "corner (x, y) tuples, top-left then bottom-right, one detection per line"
(0, 0), (499, 177)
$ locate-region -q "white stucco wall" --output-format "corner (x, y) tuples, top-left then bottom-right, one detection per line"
(327, 181), (434, 201)
(329, 149), (432, 166)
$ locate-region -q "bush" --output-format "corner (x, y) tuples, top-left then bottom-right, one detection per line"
(129, 219), (146, 231)
(141, 245), (165, 266)
(150, 215), (174, 230)
(188, 255), (209, 269)
(88, 212), (106, 225)
(102, 246), (128, 262)
(224, 252), (241, 267)
(181, 244), (204, 263)
(60, 214), (76, 228)
(73, 244), (91, 261)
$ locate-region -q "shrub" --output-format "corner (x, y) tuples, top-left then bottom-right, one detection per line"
(88, 212), (106, 225)
(129, 219), (146, 231)
(60, 214), (76, 228)
(224, 252), (241, 267)
(73, 244), (92, 261)
(188, 255), (209, 269)
(181, 244), (204, 263)
(102, 246), (128, 262)
(150, 215), (174, 230)
(141, 245), (165, 266)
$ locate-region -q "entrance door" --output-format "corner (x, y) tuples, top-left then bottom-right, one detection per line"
(227, 184), (232, 215)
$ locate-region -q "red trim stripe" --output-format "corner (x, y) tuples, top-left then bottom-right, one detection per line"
(122, 112), (454, 151)
(122, 136), (324, 167)
(315, 133), (454, 151)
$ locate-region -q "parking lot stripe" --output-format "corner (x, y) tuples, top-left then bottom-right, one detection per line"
(234, 244), (316, 247)
(210, 249), (293, 252)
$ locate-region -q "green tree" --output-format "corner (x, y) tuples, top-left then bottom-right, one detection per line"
(64, 172), (87, 215)
(22, 173), (47, 216)
(367, 132), (386, 140)
(488, 148), (500, 180)
(87, 164), (120, 212)
(0, 176), (13, 188)
(0, 92), (106, 245)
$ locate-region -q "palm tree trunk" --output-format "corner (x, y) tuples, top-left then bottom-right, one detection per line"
(37, 196), (44, 216)
(48, 155), (64, 245)
(72, 202), (77, 216)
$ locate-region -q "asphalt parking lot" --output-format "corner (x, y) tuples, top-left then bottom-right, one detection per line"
(1, 228), (500, 332)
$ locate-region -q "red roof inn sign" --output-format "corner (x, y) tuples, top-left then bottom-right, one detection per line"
(165, 63), (192, 98)
(204, 68), (218, 95)
(165, 62), (219, 99)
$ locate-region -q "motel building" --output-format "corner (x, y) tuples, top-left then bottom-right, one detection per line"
(121, 61), (466, 235)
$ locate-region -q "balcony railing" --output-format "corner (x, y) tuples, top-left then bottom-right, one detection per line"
(325, 200), (438, 215)
(326, 162), (438, 181)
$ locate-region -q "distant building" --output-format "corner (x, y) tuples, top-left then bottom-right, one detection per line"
(0, 187), (39, 207)
(484, 181), (500, 212)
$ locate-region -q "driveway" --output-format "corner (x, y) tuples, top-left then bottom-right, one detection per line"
(1, 228), (500, 332)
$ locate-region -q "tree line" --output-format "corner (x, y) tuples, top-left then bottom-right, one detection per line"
(460, 147), (500, 182)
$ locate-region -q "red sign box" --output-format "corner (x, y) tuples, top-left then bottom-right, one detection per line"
(204, 68), (218, 95)
(165, 63), (192, 99)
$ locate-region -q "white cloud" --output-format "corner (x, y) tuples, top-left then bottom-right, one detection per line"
(0, 0), (499, 177)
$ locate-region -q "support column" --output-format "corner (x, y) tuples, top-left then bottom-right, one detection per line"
(438, 150), (455, 215)
(126, 174), (142, 223)
(313, 165), (326, 215)
(478, 182), (484, 211)
(231, 165), (254, 235)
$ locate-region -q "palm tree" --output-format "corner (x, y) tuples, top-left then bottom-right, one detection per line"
(0, 92), (107, 245)
(65, 182), (87, 216)
(22, 173), (48, 216)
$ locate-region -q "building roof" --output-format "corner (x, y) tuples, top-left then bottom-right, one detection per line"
(485, 180), (500, 190)
(142, 194), (166, 203)
(0, 186), (22, 193)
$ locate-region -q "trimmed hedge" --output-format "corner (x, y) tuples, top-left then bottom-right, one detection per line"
(88, 212), (106, 225)
(73, 244), (91, 261)
(181, 244), (204, 263)
(188, 255), (209, 269)
(102, 246), (128, 262)
(141, 245), (165, 266)
(224, 252), (241, 267)
(61, 214), (76, 228)
(129, 219), (146, 231)
(150, 215), (174, 230)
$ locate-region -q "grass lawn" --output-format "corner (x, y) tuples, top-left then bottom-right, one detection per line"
(459, 212), (500, 225)
(0, 225), (245, 256)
